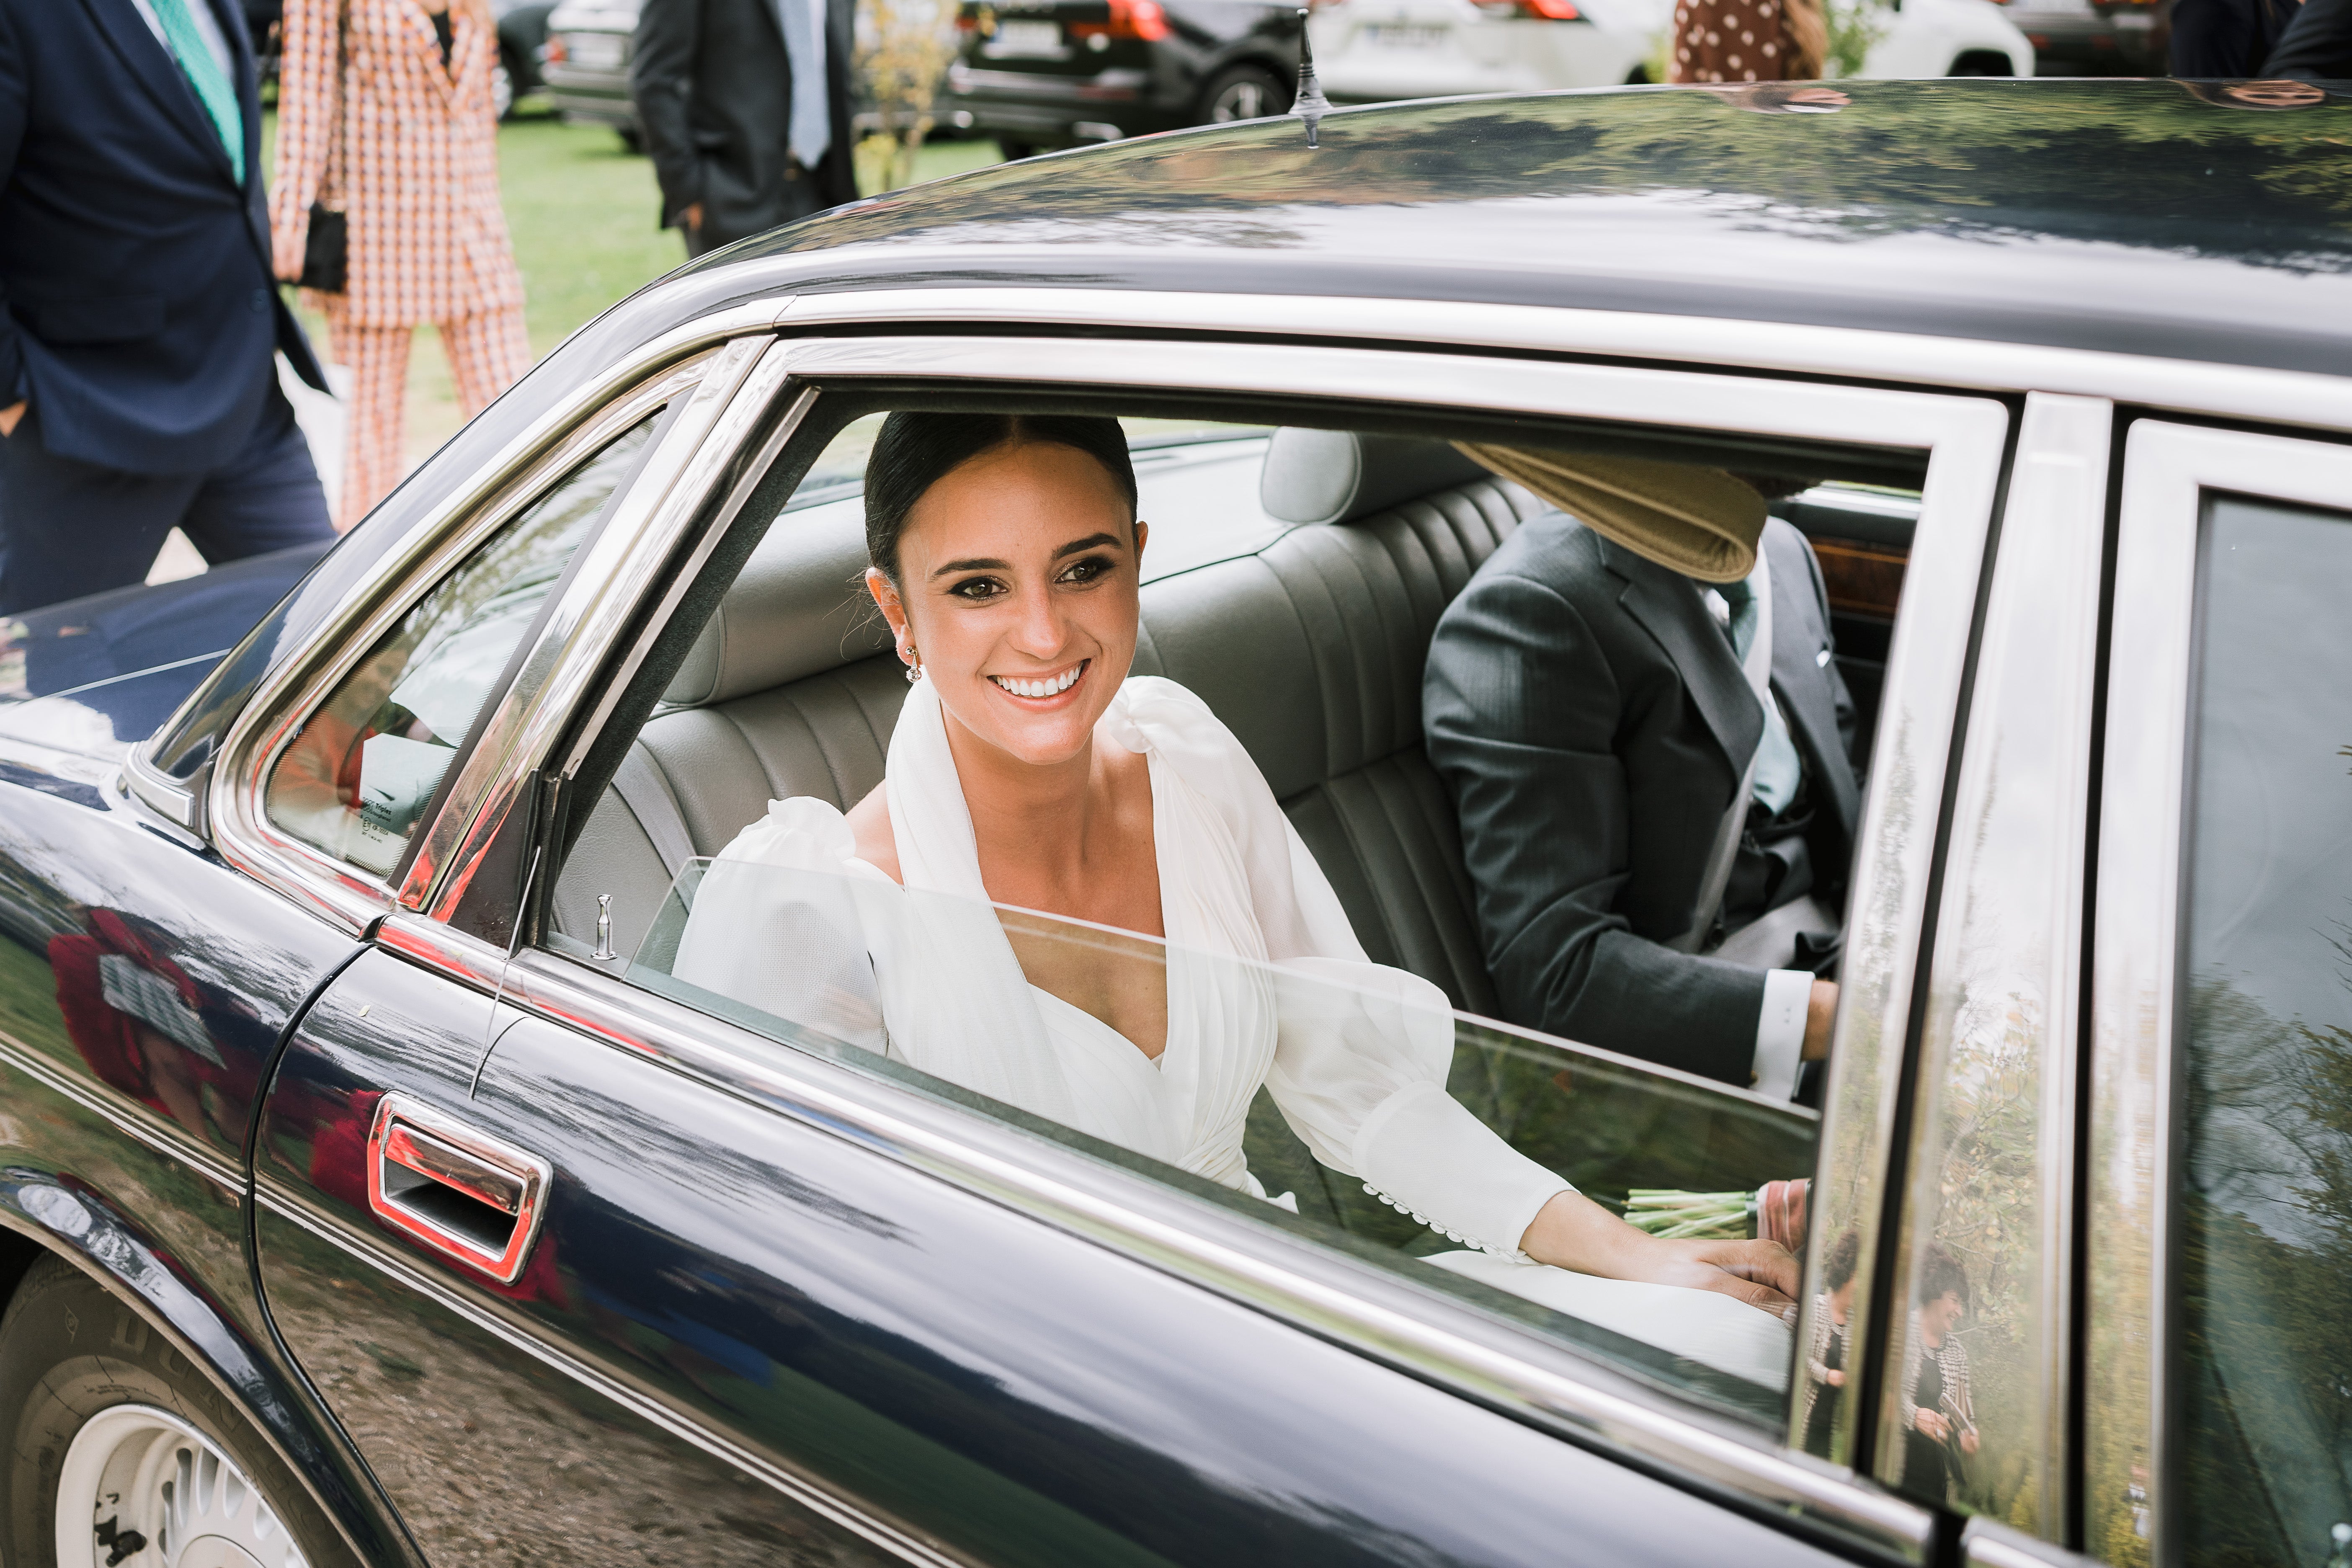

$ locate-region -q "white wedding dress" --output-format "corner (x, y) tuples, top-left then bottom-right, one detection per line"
(673, 674), (1790, 1388)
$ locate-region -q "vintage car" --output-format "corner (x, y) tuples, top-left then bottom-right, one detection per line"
(2, 77), (2348, 1568)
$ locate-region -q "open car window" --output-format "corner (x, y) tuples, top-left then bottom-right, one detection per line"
(539, 398), (1941, 1437)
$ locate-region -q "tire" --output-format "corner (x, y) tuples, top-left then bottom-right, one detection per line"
(1948, 50), (2013, 74)
(0, 1256), (356, 1568)
(1200, 63), (1291, 124)
(616, 121), (644, 153)
(996, 138), (1043, 160)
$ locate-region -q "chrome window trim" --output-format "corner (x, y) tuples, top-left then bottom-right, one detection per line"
(761, 283), (2352, 436)
(249, 1170), (974, 1568)
(368, 908), (1934, 1564)
(205, 349), (729, 935)
(2089, 423), (2352, 1567)
(1865, 393), (2111, 1528)
(397, 335), (779, 915)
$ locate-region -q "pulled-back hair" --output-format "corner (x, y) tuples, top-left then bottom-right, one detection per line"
(862, 413), (1138, 584)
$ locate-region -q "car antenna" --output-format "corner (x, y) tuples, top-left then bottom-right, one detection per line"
(1290, 7), (1331, 147)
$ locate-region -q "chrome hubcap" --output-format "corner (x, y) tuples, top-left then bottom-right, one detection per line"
(56, 1406), (308, 1568)
(1215, 81), (1271, 119)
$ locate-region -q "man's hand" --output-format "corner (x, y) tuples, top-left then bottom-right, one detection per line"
(0, 401), (24, 438)
(1801, 977), (1839, 1062)
(680, 202), (704, 234)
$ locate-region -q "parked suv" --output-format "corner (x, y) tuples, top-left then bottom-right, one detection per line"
(947, 0), (1303, 157)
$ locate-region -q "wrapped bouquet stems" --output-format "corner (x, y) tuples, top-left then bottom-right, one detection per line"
(1623, 1179), (1810, 1250)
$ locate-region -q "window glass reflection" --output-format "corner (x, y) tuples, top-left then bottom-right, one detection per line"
(265, 419), (654, 877)
(2177, 495), (2352, 1568)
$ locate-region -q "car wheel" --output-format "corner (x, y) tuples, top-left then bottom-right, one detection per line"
(617, 121), (644, 153)
(0, 1257), (355, 1568)
(493, 51), (517, 119)
(1201, 64), (1291, 123)
(997, 139), (1042, 160)
(1948, 50), (2013, 73)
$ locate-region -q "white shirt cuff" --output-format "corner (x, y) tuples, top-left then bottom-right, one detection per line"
(1753, 968), (1813, 1101)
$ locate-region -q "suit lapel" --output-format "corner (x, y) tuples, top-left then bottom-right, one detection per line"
(82, 0), (240, 183)
(1599, 535), (1762, 779)
(1764, 526), (1861, 839)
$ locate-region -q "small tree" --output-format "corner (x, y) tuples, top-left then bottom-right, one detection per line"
(858, 0), (961, 195)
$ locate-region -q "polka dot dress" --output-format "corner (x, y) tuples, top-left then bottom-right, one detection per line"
(1669, 0), (1804, 83)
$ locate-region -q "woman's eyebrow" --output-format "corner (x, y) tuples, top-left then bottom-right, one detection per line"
(1052, 532), (1124, 560)
(930, 556), (1010, 579)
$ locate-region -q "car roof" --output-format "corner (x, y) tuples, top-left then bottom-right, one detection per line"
(674, 79), (2352, 378)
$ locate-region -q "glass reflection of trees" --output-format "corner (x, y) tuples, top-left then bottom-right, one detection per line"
(264, 420), (655, 877)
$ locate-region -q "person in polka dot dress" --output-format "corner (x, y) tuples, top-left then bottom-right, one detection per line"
(1667, 0), (1826, 83)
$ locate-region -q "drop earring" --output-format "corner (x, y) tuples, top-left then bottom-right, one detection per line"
(903, 644), (922, 683)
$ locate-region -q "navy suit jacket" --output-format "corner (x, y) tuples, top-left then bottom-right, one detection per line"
(0, 0), (328, 476)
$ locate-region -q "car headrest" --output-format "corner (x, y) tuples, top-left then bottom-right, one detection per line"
(1258, 428), (1495, 526)
(663, 502), (894, 707)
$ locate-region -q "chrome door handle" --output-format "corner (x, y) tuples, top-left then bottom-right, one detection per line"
(367, 1093), (552, 1284)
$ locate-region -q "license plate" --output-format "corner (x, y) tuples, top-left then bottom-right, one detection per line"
(1363, 22), (1447, 47)
(984, 18), (1067, 56)
(566, 31), (625, 67)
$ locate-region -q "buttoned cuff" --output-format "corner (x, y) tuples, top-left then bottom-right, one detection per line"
(1752, 967), (1812, 1101)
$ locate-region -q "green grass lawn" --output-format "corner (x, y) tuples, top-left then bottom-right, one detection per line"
(266, 103), (1001, 469)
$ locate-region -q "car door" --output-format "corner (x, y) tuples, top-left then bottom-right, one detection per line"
(2080, 422), (2352, 1568)
(242, 310), (2022, 1566)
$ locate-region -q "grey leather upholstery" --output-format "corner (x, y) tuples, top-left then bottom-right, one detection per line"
(554, 435), (1547, 1013)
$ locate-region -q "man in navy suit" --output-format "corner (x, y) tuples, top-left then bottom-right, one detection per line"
(0, 0), (335, 616)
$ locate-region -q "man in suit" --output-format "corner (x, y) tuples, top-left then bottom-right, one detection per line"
(632, 0), (858, 259)
(2267, 0), (2352, 77)
(0, 0), (334, 617)
(1425, 477), (1861, 1096)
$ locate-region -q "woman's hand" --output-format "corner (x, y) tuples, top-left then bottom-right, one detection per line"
(1914, 1408), (1952, 1442)
(1519, 1191), (1798, 1317)
(1960, 1429), (1980, 1456)
(1825, 1369), (1846, 1387)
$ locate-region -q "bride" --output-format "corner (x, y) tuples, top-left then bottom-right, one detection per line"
(674, 413), (1798, 1382)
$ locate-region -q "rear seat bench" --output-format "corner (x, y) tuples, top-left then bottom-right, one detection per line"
(554, 430), (1547, 1031)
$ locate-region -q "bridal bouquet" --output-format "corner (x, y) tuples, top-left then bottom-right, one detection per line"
(1623, 1179), (1810, 1250)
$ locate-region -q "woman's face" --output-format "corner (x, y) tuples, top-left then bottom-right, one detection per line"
(868, 440), (1147, 769)
(1921, 1290), (1965, 1340)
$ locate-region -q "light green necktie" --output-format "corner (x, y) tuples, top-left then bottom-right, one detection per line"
(1718, 574), (1805, 816)
(150, 0), (246, 184)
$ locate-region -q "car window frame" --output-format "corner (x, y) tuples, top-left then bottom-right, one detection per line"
(2087, 420), (2352, 1568)
(372, 320), (2015, 1563)
(200, 342), (761, 936)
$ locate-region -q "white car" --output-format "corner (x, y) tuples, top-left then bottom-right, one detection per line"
(1308, 0), (2028, 99)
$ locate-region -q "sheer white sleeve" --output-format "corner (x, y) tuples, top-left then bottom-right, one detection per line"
(670, 797), (887, 1053)
(1119, 678), (1573, 1258)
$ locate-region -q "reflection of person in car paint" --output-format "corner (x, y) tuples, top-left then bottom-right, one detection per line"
(48, 908), (232, 1142)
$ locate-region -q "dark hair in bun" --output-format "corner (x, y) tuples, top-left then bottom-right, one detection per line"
(863, 412), (1138, 583)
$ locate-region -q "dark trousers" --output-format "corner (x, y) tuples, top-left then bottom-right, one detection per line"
(0, 381), (333, 616)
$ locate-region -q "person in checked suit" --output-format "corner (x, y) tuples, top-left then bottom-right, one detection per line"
(0, 0), (335, 616)
(1424, 448), (1862, 1099)
(632, 0), (859, 258)
(271, 0), (532, 529)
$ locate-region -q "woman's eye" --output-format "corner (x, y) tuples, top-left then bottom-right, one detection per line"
(1058, 555), (1114, 585)
(949, 576), (1005, 601)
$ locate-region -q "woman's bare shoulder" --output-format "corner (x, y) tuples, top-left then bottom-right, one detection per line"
(843, 784), (903, 885)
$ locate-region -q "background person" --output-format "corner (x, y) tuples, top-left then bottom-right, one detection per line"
(632, 0), (858, 258)
(271, 0), (531, 529)
(2171, 0), (2304, 77)
(0, 0), (333, 616)
(2265, 0), (2352, 76)
(1667, 0), (1826, 84)
(1803, 1229), (1862, 1457)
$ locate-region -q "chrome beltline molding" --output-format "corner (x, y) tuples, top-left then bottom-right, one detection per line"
(480, 941), (1935, 1561)
(0, 1025), (243, 1193)
(249, 1172), (978, 1568)
(767, 282), (2352, 433)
